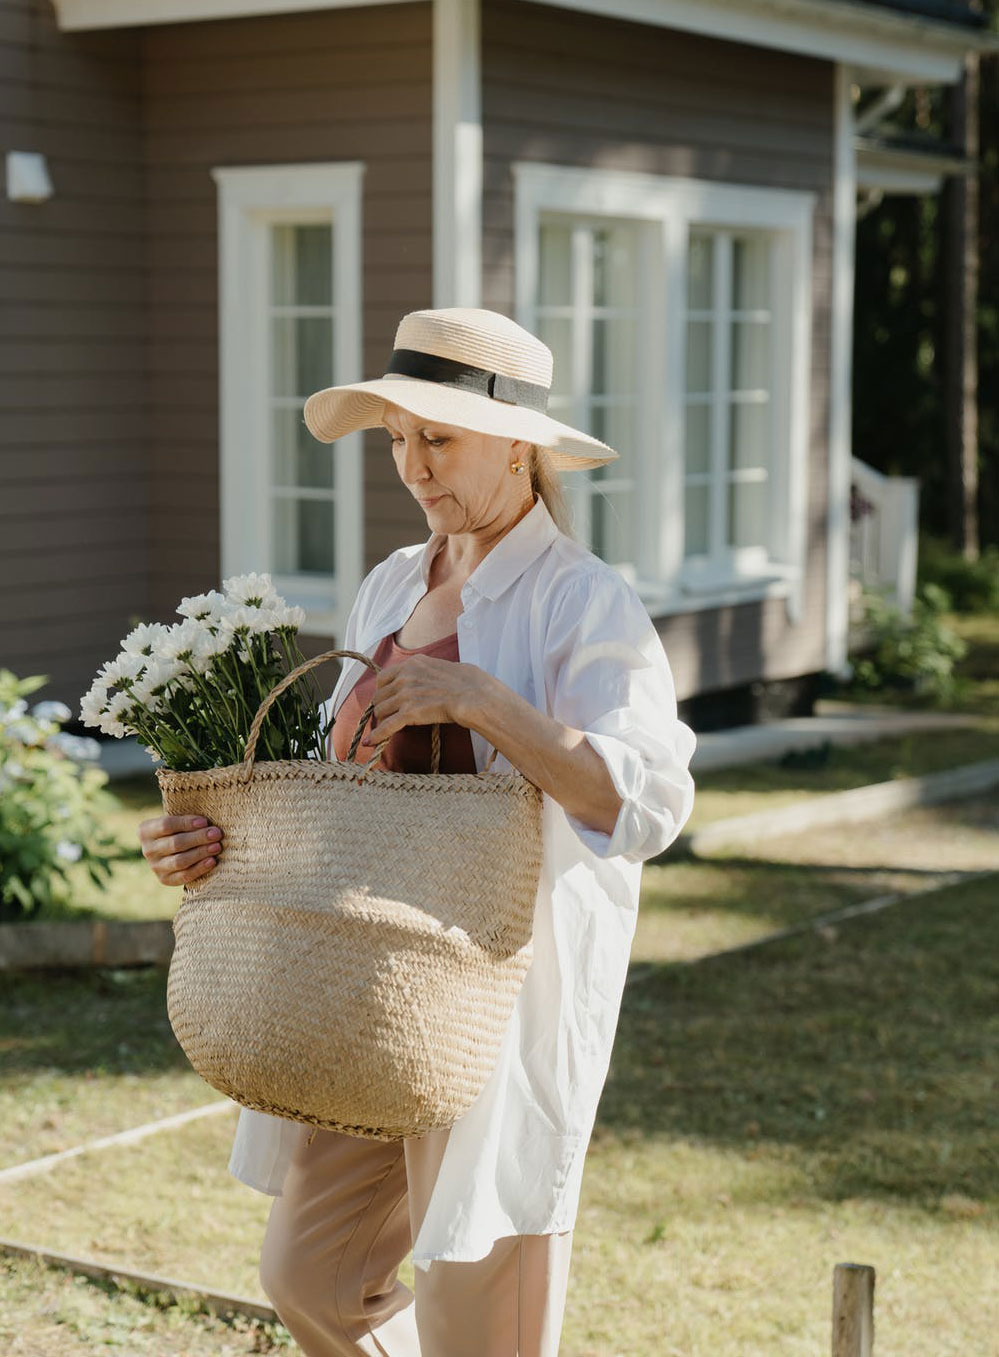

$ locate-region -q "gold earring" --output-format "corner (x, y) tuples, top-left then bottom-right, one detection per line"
(510, 459), (525, 475)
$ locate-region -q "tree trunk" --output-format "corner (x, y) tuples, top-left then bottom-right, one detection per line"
(941, 52), (981, 560)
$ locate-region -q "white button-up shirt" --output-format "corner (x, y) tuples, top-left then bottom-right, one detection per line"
(228, 498), (696, 1268)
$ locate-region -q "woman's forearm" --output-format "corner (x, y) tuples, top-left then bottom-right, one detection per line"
(459, 671), (623, 837)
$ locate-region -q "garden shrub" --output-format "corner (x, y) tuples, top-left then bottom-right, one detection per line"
(0, 670), (121, 920)
(850, 584), (968, 705)
(917, 535), (999, 614)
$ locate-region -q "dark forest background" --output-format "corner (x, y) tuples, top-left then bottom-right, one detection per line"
(852, 1), (997, 550)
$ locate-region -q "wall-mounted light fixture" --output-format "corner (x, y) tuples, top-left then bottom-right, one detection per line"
(6, 151), (54, 203)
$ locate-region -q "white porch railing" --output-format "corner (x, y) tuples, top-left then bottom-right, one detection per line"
(849, 457), (920, 621)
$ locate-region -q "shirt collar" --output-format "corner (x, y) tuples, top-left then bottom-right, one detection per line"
(420, 497), (559, 602)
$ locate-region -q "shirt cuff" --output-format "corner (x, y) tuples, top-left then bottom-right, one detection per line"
(564, 730), (648, 861)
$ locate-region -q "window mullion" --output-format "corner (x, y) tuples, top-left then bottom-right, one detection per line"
(712, 232), (732, 564)
(571, 225), (594, 545)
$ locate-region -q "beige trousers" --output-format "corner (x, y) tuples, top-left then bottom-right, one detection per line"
(259, 1123), (574, 1357)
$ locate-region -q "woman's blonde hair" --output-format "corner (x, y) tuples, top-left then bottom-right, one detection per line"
(528, 445), (573, 537)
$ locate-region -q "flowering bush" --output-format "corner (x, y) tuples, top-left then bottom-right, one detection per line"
(0, 670), (120, 920)
(80, 573), (330, 772)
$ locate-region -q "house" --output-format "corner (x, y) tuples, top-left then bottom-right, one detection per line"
(2, 0), (995, 729)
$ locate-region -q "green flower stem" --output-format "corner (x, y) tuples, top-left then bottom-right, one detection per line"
(187, 662), (243, 751)
(218, 641), (281, 761)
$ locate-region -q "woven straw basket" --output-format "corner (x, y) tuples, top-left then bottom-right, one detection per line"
(157, 648), (543, 1141)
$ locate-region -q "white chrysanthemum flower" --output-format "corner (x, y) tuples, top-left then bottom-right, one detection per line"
(103, 653), (147, 687)
(100, 690), (135, 739)
(121, 622), (171, 658)
(217, 608), (261, 640)
(223, 572), (280, 610)
(185, 628), (219, 675)
(215, 618), (256, 662)
(46, 732), (102, 763)
(31, 700), (72, 724)
(154, 618), (208, 665)
(130, 666), (171, 711)
(270, 602), (307, 631)
(0, 699), (28, 723)
(56, 840), (83, 863)
(79, 682), (112, 728)
(177, 589), (227, 623)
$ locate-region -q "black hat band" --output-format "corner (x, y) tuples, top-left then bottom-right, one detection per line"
(385, 348), (550, 414)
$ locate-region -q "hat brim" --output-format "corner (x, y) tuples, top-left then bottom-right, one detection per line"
(303, 375), (619, 472)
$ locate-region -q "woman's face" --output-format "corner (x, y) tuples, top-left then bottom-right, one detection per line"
(382, 404), (532, 537)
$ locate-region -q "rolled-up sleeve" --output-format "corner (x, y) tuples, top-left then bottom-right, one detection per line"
(544, 571), (696, 863)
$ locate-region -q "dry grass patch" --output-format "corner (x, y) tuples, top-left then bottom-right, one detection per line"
(0, 1255), (288, 1356)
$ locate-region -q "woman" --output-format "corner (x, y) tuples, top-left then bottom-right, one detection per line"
(139, 307), (696, 1356)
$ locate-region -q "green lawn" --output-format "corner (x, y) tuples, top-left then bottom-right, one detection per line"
(1, 611), (995, 1351)
(2, 857), (997, 1353)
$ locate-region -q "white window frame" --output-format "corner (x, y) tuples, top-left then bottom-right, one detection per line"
(534, 214), (659, 578)
(514, 161), (815, 621)
(214, 161), (364, 637)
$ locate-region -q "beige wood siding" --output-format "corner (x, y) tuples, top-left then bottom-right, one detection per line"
(482, 0), (835, 699)
(142, 1), (433, 628)
(0, 0), (147, 707)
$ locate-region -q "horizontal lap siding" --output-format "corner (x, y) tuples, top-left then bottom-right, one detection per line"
(0, 0), (147, 708)
(482, 0), (835, 700)
(143, 2), (433, 627)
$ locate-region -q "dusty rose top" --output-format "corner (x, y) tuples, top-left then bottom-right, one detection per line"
(328, 630), (477, 774)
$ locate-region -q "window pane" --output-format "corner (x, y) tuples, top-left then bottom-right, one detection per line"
(729, 400), (770, 473)
(273, 316), (334, 399)
(731, 235), (770, 311)
(728, 479), (767, 549)
(273, 408), (334, 489)
(588, 402), (634, 478)
(593, 227), (636, 308)
(684, 483), (710, 557)
(684, 403), (711, 476)
(686, 321), (712, 394)
(687, 234), (713, 310)
(592, 316), (636, 396)
(272, 223), (332, 307)
(539, 223), (573, 306)
(536, 314), (573, 399)
(273, 497), (335, 575)
(730, 320), (770, 392)
(590, 490), (633, 566)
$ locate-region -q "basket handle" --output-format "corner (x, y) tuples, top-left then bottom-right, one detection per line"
(239, 647), (446, 782)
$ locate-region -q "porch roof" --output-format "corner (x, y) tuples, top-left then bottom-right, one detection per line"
(52, 0), (999, 84)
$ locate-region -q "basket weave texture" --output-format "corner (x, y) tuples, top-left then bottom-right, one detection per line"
(157, 649), (544, 1141)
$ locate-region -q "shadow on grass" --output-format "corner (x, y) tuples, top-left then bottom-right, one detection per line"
(601, 875), (999, 1206)
(0, 969), (186, 1079)
(639, 857), (970, 938)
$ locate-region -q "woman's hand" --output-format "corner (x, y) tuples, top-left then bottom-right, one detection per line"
(137, 815), (224, 887)
(363, 658), (623, 836)
(361, 658), (489, 749)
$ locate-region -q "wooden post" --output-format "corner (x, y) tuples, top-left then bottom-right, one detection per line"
(832, 1263), (875, 1357)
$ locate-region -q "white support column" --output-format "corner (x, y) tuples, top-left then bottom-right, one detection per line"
(433, 0), (482, 308)
(827, 63), (857, 677)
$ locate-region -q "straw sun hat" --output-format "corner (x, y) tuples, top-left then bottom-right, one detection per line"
(303, 307), (619, 472)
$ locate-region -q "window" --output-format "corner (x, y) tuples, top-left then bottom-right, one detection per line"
(683, 229), (775, 575)
(535, 218), (642, 568)
(214, 163), (364, 636)
(515, 163), (814, 617)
